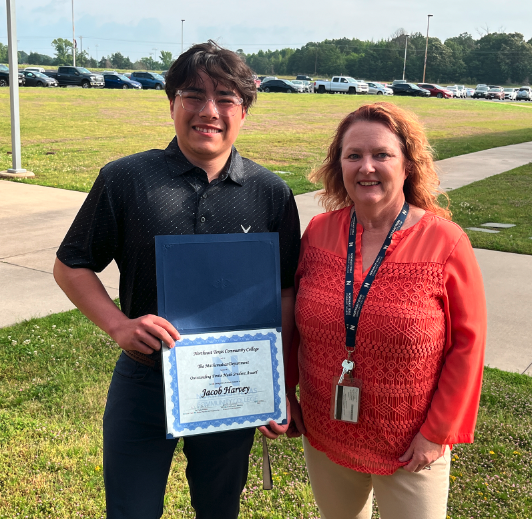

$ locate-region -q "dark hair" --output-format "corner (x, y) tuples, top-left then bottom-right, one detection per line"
(165, 40), (257, 111)
(309, 102), (450, 219)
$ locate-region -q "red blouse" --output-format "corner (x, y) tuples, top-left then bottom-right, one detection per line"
(287, 208), (487, 475)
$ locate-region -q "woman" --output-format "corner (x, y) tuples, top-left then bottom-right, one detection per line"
(286, 102), (486, 519)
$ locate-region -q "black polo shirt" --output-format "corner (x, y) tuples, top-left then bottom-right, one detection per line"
(57, 137), (301, 322)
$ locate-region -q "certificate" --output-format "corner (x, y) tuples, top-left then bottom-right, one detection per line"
(155, 233), (286, 438)
(162, 329), (286, 437)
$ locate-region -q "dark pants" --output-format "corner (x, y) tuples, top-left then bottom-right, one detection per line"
(103, 352), (256, 519)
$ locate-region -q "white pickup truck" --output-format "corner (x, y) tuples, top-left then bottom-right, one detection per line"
(314, 76), (369, 94)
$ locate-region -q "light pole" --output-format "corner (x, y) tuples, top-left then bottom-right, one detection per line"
(181, 20), (185, 55)
(402, 34), (409, 81)
(71, 0), (76, 66)
(1, 0), (33, 178)
(422, 15), (433, 83)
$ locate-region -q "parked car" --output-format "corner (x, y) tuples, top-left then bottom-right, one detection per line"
(417, 83), (453, 98)
(503, 88), (517, 100)
(446, 86), (460, 97)
(130, 71), (165, 90)
(516, 86), (532, 101)
(21, 70), (58, 87)
(261, 76), (278, 83)
(472, 85), (489, 99)
(391, 79), (407, 85)
(486, 87), (505, 100)
(259, 79), (300, 93)
(44, 66), (104, 88)
(445, 85), (464, 98)
(103, 73), (142, 89)
(252, 75), (261, 88)
(314, 76), (368, 94)
(291, 79), (311, 92)
(24, 66), (46, 74)
(390, 83), (430, 97)
(366, 81), (393, 95)
(302, 80), (314, 93)
(296, 75), (313, 81)
(456, 85), (467, 98)
(465, 88), (475, 97)
(0, 64), (25, 87)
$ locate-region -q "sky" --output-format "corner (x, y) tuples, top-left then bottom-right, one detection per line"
(1, 0), (531, 62)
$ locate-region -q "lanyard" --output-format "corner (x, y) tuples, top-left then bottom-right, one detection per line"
(344, 202), (409, 352)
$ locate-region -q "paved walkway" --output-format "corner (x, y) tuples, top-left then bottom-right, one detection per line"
(1, 142), (531, 375)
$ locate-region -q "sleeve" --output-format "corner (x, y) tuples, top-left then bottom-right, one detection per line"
(276, 190), (301, 290)
(56, 171), (119, 273)
(285, 217), (313, 387)
(420, 233), (487, 444)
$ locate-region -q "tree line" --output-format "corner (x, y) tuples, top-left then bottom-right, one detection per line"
(0, 38), (174, 71)
(243, 31), (532, 85)
(2, 30), (531, 84)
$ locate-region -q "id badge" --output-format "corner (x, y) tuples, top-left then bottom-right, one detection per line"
(330, 375), (362, 423)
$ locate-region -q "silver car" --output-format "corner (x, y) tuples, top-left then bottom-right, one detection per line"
(291, 79), (311, 93)
(516, 86), (532, 101)
(366, 81), (393, 95)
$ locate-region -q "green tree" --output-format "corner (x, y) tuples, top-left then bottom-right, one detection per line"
(27, 52), (54, 66)
(140, 56), (160, 70)
(110, 52), (133, 69)
(0, 42), (7, 62)
(159, 50), (174, 69)
(51, 38), (73, 65)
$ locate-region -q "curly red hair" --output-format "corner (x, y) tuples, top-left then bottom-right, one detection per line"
(309, 102), (450, 219)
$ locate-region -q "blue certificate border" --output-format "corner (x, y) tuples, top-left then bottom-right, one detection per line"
(168, 331), (281, 435)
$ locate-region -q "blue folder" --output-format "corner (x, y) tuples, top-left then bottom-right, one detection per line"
(155, 233), (282, 334)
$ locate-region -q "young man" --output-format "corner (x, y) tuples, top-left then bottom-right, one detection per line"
(54, 41), (300, 519)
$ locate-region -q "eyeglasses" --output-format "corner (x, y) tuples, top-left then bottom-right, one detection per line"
(176, 90), (244, 116)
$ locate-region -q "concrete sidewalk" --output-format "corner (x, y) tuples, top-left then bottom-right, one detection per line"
(1, 142), (531, 375)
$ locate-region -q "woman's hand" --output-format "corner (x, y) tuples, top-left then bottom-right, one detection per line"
(286, 391), (307, 438)
(399, 431), (445, 472)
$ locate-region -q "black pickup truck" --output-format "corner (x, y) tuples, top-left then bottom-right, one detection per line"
(44, 66), (104, 88)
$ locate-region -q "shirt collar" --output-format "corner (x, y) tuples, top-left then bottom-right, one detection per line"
(164, 137), (246, 186)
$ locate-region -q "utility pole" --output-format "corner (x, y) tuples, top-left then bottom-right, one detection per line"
(95, 44), (99, 63)
(72, 0), (76, 66)
(422, 15), (433, 83)
(402, 34), (409, 81)
(80, 35), (83, 66)
(181, 20), (185, 55)
(1, 0), (34, 178)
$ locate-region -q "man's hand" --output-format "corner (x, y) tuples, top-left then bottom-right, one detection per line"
(399, 431), (445, 472)
(286, 391), (306, 438)
(109, 314), (180, 354)
(258, 396), (292, 440)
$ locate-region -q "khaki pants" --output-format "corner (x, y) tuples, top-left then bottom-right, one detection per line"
(303, 436), (451, 519)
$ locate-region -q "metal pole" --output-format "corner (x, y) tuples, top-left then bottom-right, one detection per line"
(2, 0), (33, 177)
(72, 0), (76, 66)
(181, 20), (185, 54)
(402, 34), (409, 81)
(80, 36), (83, 67)
(422, 15), (433, 83)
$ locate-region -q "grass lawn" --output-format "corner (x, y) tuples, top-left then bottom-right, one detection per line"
(2, 89), (532, 195)
(1, 309), (531, 518)
(445, 163), (532, 255)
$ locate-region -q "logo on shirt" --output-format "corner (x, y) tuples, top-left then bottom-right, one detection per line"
(241, 225), (251, 233)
